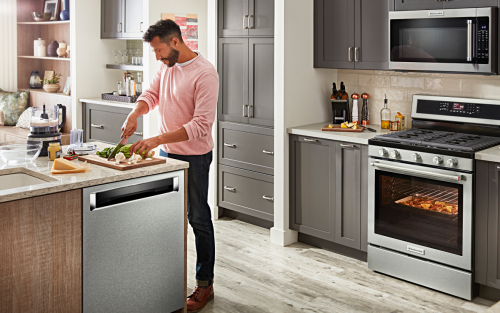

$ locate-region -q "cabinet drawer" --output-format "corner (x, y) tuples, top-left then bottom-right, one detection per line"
(219, 122), (274, 175)
(84, 103), (143, 144)
(218, 165), (274, 221)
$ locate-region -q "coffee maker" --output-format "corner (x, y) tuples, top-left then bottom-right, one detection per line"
(27, 104), (66, 157)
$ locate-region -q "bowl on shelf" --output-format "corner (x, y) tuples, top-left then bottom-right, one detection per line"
(32, 12), (51, 22)
(43, 83), (60, 93)
(0, 141), (43, 166)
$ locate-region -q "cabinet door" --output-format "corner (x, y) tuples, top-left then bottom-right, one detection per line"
(218, 0), (249, 37)
(443, 0), (498, 9)
(217, 38), (249, 124)
(487, 163), (500, 289)
(354, 0), (389, 70)
(334, 142), (361, 249)
(248, 38), (274, 127)
(394, 0), (443, 11)
(314, 0), (355, 69)
(289, 136), (336, 241)
(122, 0), (143, 39)
(248, 0), (274, 36)
(101, 0), (123, 39)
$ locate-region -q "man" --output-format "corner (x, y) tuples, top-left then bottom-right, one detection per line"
(121, 19), (218, 313)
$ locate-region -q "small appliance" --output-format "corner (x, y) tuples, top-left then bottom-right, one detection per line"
(331, 99), (350, 124)
(27, 104), (66, 157)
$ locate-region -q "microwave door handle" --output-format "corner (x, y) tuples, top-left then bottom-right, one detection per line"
(467, 20), (473, 62)
(370, 162), (464, 182)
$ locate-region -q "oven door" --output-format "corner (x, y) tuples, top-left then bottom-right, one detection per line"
(389, 8), (495, 73)
(368, 159), (473, 271)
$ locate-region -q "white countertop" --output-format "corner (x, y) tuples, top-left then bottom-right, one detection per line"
(475, 145), (500, 163)
(80, 98), (136, 109)
(0, 142), (188, 204)
(287, 122), (392, 145)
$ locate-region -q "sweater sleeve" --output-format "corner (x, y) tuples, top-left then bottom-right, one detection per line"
(136, 65), (163, 112)
(183, 73), (219, 141)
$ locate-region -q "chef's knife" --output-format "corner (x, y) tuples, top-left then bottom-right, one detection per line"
(107, 137), (128, 161)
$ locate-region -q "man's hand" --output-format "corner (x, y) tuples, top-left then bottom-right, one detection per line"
(130, 137), (160, 158)
(121, 115), (138, 139)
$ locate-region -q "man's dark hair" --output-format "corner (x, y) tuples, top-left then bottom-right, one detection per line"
(143, 19), (183, 45)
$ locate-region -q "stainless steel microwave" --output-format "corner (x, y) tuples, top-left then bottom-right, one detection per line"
(389, 8), (496, 73)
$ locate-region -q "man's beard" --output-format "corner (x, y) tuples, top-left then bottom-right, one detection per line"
(161, 47), (180, 67)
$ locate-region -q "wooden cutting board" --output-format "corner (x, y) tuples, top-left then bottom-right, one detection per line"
(321, 124), (365, 132)
(78, 154), (166, 171)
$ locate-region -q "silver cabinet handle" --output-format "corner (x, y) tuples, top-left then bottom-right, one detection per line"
(354, 47), (359, 62)
(340, 144), (355, 148)
(467, 20), (473, 62)
(224, 143), (236, 148)
(249, 15), (254, 29)
(134, 132), (143, 136)
(263, 195), (274, 201)
(224, 186), (236, 192)
(348, 47), (353, 62)
(497, 166), (500, 170)
(249, 105), (253, 118)
(140, 22), (143, 32)
(243, 15), (249, 29)
(263, 150), (274, 155)
(304, 138), (318, 142)
(117, 23), (120, 32)
(370, 162), (464, 182)
(243, 104), (248, 117)
(118, 22), (122, 33)
(91, 124), (104, 129)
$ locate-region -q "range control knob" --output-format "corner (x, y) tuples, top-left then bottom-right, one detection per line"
(411, 153), (421, 162)
(390, 150), (400, 159)
(433, 156), (443, 165)
(447, 158), (458, 167)
(378, 148), (388, 157)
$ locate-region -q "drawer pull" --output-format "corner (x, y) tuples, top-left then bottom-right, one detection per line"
(224, 186), (236, 192)
(263, 150), (274, 155)
(498, 166), (500, 170)
(134, 132), (143, 136)
(224, 143), (236, 148)
(340, 144), (355, 148)
(243, 104), (248, 117)
(91, 124), (104, 129)
(304, 138), (317, 143)
(263, 195), (274, 202)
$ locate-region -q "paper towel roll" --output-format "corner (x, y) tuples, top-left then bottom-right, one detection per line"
(34, 38), (45, 57)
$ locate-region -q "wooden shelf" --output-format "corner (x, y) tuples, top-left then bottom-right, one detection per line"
(19, 89), (71, 98)
(106, 64), (144, 71)
(18, 56), (70, 61)
(17, 21), (70, 25)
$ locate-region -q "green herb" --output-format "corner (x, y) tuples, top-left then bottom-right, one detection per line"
(43, 72), (62, 85)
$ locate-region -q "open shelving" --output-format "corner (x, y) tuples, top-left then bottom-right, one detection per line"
(17, 21), (70, 25)
(18, 56), (70, 61)
(106, 64), (144, 71)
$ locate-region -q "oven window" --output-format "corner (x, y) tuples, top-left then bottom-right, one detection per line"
(391, 18), (470, 63)
(375, 170), (463, 256)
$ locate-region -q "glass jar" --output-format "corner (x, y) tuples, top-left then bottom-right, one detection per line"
(390, 120), (400, 131)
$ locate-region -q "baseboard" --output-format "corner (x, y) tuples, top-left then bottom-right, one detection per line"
(480, 284), (500, 302)
(298, 232), (367, 262)
(220, 208), (274, 229)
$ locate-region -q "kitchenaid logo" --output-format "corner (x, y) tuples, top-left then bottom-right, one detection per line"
(429, 11), (444, 16)
(407, 245), (425, 255)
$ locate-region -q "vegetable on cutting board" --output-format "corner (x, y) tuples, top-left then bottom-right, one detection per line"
(96, 143), (156, 160)
(51, 158), (91, 174)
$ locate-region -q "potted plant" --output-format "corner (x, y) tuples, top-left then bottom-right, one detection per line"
(43, 73), (62, 93)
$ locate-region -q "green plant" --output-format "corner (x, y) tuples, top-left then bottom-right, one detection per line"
(43, 73), (62, 85)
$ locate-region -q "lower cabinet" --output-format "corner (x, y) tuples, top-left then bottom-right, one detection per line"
(289, 135), (368, 252)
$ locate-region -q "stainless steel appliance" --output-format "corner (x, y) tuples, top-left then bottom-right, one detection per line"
(27, 104), (66, 157)
(368, 95), (500, 300)
(389, 8), (496, 73)
(83, 172), (185, 312)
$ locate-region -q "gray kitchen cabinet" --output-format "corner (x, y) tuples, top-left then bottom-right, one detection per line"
(217, 38), (274, 127)
(83, 103), (144, 144)
(101, 0), (143, 39)
(218, 0), (274, 37)
(289, 135), (368, 251)
(443, 0), (498, 9)
(394, 0), (443, 11)
(487, 162), (500, 289)
(314, 0), (389, 70)
(122, 0), (144, 38)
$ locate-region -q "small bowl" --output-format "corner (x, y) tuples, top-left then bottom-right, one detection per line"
(0, 141), (43, 166)
(32, 12), (51, 22)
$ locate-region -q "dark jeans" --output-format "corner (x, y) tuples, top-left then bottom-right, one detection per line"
(160, 149), (215, 285)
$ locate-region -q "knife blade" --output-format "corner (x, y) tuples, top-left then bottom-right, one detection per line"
(107, 137), (128, 161)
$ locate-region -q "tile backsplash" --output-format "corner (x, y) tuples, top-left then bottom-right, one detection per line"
(336, 69), (500, 125)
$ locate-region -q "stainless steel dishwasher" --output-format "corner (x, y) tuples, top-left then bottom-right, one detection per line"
(82, 171), (185, 313)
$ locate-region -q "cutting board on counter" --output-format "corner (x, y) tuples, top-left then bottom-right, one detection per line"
(77, 154), (166, 171)
(321, 124), (365, 132)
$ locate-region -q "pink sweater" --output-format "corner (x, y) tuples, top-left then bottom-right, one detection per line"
(137, 54), (219, 155)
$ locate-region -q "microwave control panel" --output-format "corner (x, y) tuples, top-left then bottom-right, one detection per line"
(477, 18), (489, 63)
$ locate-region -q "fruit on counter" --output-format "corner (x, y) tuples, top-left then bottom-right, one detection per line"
(340, 122), (357, 129)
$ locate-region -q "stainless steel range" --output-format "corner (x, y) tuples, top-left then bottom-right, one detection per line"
(367, 95), (500, 300)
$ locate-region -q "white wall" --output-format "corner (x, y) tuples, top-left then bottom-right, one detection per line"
(0, 0), (17, 91)
(272, 0), (338, 246)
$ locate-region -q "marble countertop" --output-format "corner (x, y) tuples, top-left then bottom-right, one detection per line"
(0, 142), (189, 204)
(287, 122), (392, 145)
(475, 145), (500, 163)
(80, 98), (136, 109)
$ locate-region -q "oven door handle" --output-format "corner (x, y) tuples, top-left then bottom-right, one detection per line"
(370, 162), (464, 182)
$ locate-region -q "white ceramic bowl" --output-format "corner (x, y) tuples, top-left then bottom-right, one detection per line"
(0, 141), (43, 166)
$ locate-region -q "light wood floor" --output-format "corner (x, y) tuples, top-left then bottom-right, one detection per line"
(186, 217), (495, 313)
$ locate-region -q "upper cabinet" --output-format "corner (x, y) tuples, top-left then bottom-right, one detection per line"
(101, 0), (144, 39)
(218, 0), (274, 37)
(314, 0), (389, 70)
(395, 0), (498, 11)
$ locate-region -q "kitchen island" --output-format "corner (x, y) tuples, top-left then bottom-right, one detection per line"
(0, 143), (189, 313)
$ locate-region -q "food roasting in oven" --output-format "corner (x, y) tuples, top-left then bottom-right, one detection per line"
(396, 196), (458, 215)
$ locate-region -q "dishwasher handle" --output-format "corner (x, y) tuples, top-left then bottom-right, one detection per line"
(90, 177), (179, 211)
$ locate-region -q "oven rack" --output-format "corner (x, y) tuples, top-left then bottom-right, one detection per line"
(389, 183), (459, 205)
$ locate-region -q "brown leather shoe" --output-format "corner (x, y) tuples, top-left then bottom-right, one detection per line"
(187, 285), (214, 312)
